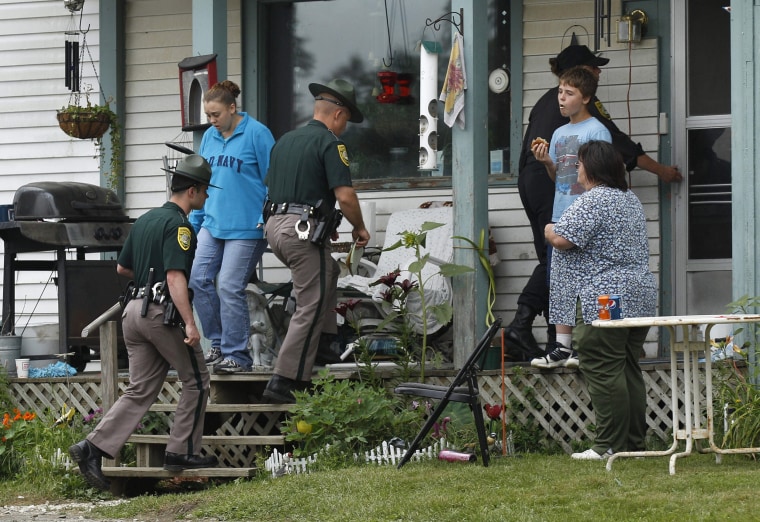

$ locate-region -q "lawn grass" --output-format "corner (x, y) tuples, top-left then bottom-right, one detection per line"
(4, 451), (756, 521)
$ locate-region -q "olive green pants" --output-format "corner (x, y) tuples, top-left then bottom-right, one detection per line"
(575, 303), (649, 454)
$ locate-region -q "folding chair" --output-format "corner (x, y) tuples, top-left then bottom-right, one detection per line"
(394, 317), (503, 468)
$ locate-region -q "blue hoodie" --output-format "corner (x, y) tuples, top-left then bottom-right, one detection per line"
(189, 112), (275, 239)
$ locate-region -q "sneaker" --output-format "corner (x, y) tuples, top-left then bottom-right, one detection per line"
(213, 358), (251, 374)
(564, 349), (579, 369)
(571, 448), (613, 460)
(530, 342), (572, 369)
(204, 347), (223, 366)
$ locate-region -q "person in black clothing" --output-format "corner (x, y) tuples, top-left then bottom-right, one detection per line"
(505, 45), (682, 362)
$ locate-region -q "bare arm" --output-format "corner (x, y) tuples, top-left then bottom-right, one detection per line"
(636, 154), (682, 183)
(166, 269), (200, 348)
(532, 142), (556, 182)
(544, 223), (575, 250)
(334, 185), (370, 247)
(117, 264), (134, 279)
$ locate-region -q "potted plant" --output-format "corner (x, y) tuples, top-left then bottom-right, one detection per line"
(56, 97), (122, 193)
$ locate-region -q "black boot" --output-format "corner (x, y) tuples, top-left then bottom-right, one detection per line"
(503, 304), (542, 361)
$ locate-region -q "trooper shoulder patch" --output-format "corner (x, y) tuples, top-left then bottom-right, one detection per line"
(337, 144), (350, 167)
(177, 226), (192, 251)
(594, 100), (611, 120)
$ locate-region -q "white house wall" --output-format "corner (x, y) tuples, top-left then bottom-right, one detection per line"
(0, 0), (102, 327)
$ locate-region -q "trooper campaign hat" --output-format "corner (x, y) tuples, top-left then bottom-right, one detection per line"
(308, 78), (364, 123)
(555, 45), (610, 73)
(162, 154), (220, 189)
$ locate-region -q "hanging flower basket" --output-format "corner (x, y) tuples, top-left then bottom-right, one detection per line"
(56, 109), (111, 139)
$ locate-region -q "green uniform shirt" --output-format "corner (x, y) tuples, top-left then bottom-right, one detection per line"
(265, 120), (353, 209)
(118, 202), (196, 287)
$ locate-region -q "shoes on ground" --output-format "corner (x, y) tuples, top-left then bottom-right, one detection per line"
(213, 358), (252, 374)
(262, 374), (311, 404)
(564, 349), (579, 369)
(204, 347), (223, 366)
(530, 342), (573, 369)
(68, 439), (111, 491)
(164, 452), (219, 472)
(571, 448), (614, 460)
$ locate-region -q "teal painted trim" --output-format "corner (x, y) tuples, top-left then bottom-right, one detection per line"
(192, 0), (227, 151)
(729, 2), (759, 380)
(731, 3), (758, 306)
(450, 0), (489, 367)
(241, 1), (264, 120)
(98, 2), (125, 198)
(509, 0), (523, 177)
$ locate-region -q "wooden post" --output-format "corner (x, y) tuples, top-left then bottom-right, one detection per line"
(100, 320), (120, 468)
(100, 320), (119, 414)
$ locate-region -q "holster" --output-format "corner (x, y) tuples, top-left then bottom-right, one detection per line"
(310, 199), (343, 247)
(262, 197), (274, 224)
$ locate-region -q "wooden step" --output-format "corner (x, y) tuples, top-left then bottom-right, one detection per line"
(128, 434), (285, 445)
(148, 403), (293, 413)
(101, 466), (255, 479)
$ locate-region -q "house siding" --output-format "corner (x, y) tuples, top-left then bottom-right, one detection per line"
(0, 0), (102, 326)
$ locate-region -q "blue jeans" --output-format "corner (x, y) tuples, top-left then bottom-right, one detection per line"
(189, 228), (267, 367)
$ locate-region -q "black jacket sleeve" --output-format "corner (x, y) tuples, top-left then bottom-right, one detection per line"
(589, 97), (645, 172)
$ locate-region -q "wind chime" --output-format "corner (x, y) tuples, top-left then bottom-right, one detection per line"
(63, 0), (88, 97)
(58, 0), (111, 140)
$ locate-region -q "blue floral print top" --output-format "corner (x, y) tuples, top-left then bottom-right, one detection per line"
(549, 186), (657, 325)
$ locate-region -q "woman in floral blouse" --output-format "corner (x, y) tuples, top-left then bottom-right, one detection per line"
(544, 140), (656, 460)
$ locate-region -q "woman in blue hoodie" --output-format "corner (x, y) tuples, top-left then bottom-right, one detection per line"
(189, 80), (275, 373)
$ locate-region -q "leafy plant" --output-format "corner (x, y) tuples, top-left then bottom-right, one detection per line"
(712, 294), (760, 449)
(374, 221), (474, 380)
(283, 370), (424, 459)
(453, 228), (497, 327)
(57, 93), (122, 194)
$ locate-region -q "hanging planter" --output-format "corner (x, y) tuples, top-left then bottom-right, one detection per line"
(56, 100), (122, 193)
(56, 108), (111, 139)
(57, 0), (123, 194)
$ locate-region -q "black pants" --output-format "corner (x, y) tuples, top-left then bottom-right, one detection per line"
(516, 162), (555, 315)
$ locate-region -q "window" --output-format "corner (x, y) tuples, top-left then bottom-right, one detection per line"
(265, 0), (511, 186)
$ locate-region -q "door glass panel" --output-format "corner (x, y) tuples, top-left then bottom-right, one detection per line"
(687, 0), (730, 116)
(687, 128), (731, 259)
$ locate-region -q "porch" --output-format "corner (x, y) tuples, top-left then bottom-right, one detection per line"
(7, 358), (688, 461)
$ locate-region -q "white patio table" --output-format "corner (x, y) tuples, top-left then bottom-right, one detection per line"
(591, 314), (760, 474)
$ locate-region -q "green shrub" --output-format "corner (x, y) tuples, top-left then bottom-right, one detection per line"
(283, 370), (425, 460)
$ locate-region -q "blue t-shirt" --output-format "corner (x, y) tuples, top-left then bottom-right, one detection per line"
(549, 117), (612, 221)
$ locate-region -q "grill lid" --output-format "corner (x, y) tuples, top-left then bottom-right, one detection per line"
(13, 182), (127, 222)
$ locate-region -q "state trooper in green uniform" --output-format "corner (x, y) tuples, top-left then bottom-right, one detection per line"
(263, 79), (370, 403)
(69, 155), (220, 491)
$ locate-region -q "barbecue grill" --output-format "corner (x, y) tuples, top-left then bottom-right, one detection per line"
(0, 181), (132, 370)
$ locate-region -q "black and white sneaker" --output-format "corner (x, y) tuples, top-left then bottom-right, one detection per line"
(530, 342), (573, 369)
(204, 347), (223, 366)
(213, 358), (251, 374)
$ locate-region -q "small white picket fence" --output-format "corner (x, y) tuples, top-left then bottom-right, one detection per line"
(265, 437), (455, 478)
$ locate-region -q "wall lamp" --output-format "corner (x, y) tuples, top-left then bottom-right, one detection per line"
(617, 9), (648, 44)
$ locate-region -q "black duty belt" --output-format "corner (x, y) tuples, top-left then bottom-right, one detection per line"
(271, 202), (318, 218)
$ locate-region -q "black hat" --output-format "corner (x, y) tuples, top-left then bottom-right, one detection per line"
(556, 45), (610, 73)
(308, 79), (364, 123)
(162, 154), (220, 189)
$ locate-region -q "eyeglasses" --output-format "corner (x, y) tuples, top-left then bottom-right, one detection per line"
(315, 95), (344, 107)
(574, 161), (581, 168)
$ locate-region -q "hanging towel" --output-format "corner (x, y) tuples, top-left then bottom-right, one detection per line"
(439, 32), (467, 129)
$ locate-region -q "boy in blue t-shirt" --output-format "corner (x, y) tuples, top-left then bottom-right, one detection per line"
(530, 66), (612, 369)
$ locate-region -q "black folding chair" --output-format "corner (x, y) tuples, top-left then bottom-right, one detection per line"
(394, 317), (503, 468)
